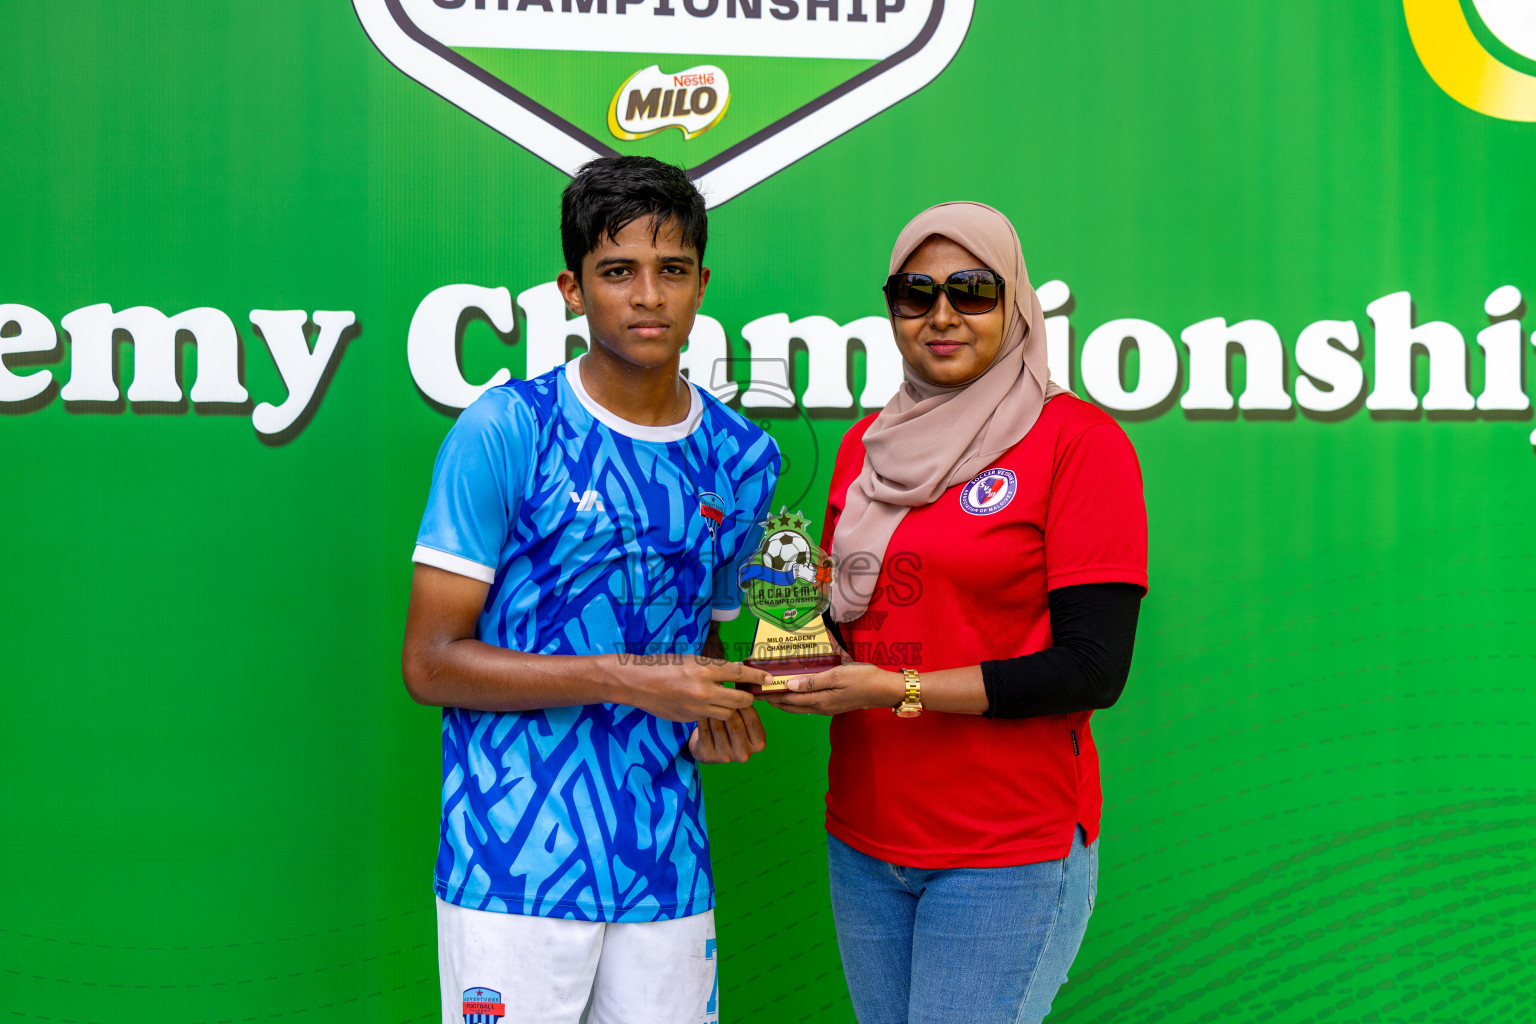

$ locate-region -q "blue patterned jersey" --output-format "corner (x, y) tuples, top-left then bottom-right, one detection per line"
(412, 357), (779, 922)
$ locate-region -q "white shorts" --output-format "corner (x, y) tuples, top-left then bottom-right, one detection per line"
(436, 897), (719, 1024)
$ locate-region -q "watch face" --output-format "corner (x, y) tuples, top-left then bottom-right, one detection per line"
(895, 706), (922, 718)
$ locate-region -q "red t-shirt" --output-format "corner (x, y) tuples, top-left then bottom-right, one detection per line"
(822, 394), (1148, 868)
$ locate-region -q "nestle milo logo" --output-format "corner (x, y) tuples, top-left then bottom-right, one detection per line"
(609, 65), (730, 141)
(353, 0), (975, 207)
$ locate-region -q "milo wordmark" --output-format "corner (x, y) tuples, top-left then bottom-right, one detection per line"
(609, 65), (729, 140)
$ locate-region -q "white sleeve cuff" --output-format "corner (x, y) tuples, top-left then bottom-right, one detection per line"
(412, 544), (496, 584)
(710, 606), (741, 622)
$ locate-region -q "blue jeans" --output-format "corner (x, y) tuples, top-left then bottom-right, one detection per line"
(827, 827), (1098, 1024)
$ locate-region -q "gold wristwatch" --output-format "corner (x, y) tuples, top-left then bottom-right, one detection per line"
(893, 668), (923, 718)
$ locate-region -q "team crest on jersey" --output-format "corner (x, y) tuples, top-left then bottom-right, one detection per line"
(698, 491), (726, 539)
(960, 468), (1017, 516)
(462, 987), (505, 1023)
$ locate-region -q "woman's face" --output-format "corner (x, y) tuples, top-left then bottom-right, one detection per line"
(890, 235), (1006, 387)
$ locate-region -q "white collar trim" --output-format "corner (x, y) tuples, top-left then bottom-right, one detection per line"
(564, 355), (704, 442)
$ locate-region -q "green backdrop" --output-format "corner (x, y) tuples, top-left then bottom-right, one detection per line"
(3, 3), (1533, 1022)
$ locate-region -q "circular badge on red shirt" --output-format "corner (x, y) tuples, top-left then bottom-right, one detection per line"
(959, 467), (1018, 515)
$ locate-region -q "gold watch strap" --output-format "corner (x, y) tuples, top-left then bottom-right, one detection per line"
(893, 667), (922, 715)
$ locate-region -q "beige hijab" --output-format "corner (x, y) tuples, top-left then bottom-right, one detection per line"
(828, 201), (1071, 622)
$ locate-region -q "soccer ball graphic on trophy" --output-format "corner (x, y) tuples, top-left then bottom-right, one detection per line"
(736, 509), (841, 685)
(762, 530), (812, 573)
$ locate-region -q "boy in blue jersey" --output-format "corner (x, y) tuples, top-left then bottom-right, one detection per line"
(403, 157), (780, 1024)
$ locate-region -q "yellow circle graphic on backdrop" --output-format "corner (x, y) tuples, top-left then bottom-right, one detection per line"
(1404, 0), (1536, 121)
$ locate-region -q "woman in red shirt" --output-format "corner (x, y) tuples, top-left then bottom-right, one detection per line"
(764, 202), (1147, 1024)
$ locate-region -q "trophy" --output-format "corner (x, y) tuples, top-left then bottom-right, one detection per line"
(735, 509), (842, 694)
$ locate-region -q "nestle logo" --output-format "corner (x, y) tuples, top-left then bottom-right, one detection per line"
(609, 64), (730, 141)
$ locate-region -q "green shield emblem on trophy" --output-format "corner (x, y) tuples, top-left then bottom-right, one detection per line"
(738, 509), (833, 632)
(735, 509), (841, 694)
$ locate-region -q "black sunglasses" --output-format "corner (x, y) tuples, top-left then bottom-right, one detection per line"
(883, 268), (1004, 318)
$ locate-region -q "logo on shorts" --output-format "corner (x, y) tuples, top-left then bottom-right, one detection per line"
(705, 936), (719, 1021)
(959, 468), (1017, 516)
(462, 987), (505, 1023)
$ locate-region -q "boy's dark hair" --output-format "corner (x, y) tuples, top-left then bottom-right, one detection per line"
(561, 156), (708, 279)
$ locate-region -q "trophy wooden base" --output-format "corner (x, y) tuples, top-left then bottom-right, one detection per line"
(738, 615), (842, 694)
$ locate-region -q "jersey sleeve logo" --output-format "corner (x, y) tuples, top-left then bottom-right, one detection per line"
(959, 468), (1018, 516)
(462, 987), (505, 1023)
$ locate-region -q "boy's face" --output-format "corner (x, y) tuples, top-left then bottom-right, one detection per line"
(557, 216), (708, 371)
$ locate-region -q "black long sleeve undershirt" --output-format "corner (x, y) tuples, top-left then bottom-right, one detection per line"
(824, 581), (1141, 719)
(980, 582), (1143, 719)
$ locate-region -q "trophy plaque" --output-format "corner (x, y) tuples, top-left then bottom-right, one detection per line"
(735, 509), (842, 694)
